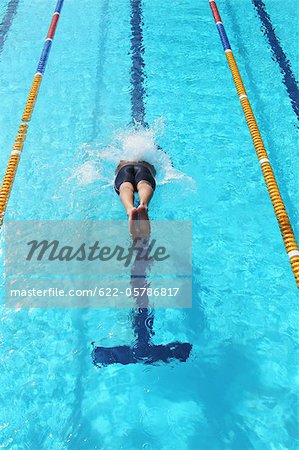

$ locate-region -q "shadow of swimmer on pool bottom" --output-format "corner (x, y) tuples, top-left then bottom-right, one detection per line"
(92, 239), (192, 367)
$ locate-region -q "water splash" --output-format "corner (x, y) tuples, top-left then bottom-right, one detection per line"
(69, 120), (195, 189)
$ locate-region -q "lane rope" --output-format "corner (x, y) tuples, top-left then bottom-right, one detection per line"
(0, 0), (64, 227)
(209, 0), (299, 287)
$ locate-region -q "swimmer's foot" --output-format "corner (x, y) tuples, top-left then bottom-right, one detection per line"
(129, 208), (140, 240)
(137, 204), (149, 219)
(137, 205), (151, 238)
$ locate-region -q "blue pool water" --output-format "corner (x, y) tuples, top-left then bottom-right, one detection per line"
(0, 0), (298, 448)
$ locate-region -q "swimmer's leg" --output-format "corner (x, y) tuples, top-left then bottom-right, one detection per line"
(136, 180), (154, 209)
(119, 182), (135, 215)
(119, 182), (140, 238)
(136, 181), (153, 237)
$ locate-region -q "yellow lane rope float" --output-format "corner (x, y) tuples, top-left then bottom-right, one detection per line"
(0, 0), (64, 227)
(209, 0), (299, 287)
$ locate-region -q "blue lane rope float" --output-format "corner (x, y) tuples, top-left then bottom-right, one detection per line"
(0, 0), (64, 226)
(209, 0), (299, 287)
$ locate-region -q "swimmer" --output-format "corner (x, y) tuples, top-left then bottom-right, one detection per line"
(114, 160), (156, 238)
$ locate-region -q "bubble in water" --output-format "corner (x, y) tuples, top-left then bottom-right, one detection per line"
(68, 161), (102, 186)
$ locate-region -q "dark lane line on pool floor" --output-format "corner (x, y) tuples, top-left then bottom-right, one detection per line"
(0, 0), (20, 56)
(130, 0), (147, 126)
(92, 0), (192, 367)
(252, 0), (299, 122)
(225, 0), (298, 227)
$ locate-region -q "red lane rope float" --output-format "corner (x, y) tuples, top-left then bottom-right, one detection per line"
(0, 0), (64, 226)
(209, 0), (299, 287)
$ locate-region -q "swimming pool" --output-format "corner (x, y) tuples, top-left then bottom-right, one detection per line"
(0, 0), (298, 448)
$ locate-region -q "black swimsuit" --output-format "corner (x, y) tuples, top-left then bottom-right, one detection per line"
(114, 163), (156, 195)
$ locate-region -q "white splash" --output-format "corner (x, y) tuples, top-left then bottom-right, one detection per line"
(69, 119), (194, 188)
